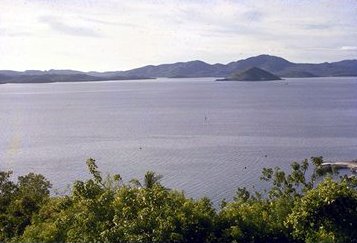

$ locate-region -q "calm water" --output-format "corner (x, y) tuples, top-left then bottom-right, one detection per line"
(1, 77), (357, 204)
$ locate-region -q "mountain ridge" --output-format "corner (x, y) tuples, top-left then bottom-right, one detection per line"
(118, 54), (357, 78)
(1, 54), (356, 83)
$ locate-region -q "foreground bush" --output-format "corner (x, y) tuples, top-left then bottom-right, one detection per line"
(0, 171), (51, 242)
(1, 157), (356, 242)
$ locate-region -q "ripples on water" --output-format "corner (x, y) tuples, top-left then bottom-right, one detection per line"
(1, 77), (356, 204)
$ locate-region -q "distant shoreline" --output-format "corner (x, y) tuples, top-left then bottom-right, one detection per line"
(1, 55), (357, 84)
(2, 75), (357, 85)
(0, 76), (155, 84)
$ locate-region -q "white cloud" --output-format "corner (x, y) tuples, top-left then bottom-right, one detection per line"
(38, 16), (102, 37)
(0, 0), (356, 71)
(341, 46), (357, 51)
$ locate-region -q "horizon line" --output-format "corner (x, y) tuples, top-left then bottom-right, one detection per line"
(1, 54), (356, 73)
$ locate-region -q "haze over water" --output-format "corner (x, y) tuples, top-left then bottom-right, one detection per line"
(1, 77), (356, 204)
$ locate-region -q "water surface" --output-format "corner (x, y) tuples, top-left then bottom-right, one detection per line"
(1, 77), (356, 204)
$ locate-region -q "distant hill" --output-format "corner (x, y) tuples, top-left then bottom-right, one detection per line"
(0, 74), (11, 82)
(117, 55), (357, 78)
(0, 72), (153, 84)
(4, 74), (100, 83)
(277, 70), (317, 78)
(119, 60), (216, 78)
(217, 67), (282, 81)
(0, 54), (356, 83)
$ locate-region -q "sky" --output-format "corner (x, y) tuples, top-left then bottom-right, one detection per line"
(0, 0), (356, 71)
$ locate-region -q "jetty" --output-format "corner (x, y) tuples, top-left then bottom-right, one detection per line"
(322, 160), (357, 173)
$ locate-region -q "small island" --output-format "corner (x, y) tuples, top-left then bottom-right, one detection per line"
(216, 67), (282, 81)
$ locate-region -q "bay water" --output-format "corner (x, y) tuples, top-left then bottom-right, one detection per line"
(1, 77), (356, 204)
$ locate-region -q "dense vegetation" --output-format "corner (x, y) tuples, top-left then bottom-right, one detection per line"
(1, 157), (356, 242)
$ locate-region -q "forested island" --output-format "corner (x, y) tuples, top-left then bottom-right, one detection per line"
(216, 67), (282, 81)
(1, 157), (356, 242)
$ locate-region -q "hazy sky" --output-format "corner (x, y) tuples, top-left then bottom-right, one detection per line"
(1, 0), (356, 71)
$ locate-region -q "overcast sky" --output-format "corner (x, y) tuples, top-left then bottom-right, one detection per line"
(0, 0), (356, 71)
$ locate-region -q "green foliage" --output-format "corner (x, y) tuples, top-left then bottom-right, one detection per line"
(129, 171), (163, 189)
(0, 171), (51, 242)
(20, 160), (216, 243)
(286, 177), (357, 242)
(0, 171), (17, 213)
(1, 156), (356, 242)
(105, 186), (216, 242)
(216, 156), (355, 243)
